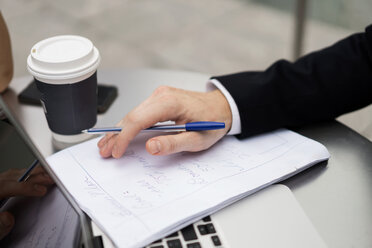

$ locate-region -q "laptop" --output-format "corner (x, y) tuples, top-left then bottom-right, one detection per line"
(140, 184), (327, 248)
(0, 95), (327, 248)
(0, 96), (99, 248)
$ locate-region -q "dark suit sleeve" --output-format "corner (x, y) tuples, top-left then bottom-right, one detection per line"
(212, 25), (372, 139)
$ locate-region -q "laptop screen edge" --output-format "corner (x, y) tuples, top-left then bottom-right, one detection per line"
(0, 95), (96, 248)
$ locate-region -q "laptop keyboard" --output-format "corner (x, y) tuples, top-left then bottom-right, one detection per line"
(146, 216), (223, 248)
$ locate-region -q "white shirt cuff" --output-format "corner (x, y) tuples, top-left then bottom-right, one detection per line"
(206, 79), (242, 135)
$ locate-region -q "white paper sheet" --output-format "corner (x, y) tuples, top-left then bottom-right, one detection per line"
(47, 129), (329, 248)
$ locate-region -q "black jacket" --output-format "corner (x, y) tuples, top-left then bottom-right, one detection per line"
(213, 25), (372, 139)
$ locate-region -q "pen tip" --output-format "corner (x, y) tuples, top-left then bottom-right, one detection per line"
(81, 129), (87, 133)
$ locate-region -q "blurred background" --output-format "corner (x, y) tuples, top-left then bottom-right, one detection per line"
(1, 0), (372, 140)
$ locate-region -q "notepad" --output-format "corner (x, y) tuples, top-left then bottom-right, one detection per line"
(47, 129), (329, 248)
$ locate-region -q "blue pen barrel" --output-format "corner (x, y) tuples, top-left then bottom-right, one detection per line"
(185, 122), (225, 131)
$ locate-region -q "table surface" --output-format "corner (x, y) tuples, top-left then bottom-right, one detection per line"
(3, 68), (372, 248)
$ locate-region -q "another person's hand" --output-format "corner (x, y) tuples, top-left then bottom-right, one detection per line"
(98, 86), (232, 158)
(0, 166), (54, 240)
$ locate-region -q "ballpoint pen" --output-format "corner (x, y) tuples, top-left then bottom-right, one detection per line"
(82, 121), (225, 134)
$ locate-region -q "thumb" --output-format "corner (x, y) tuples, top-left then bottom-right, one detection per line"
(146, 132), (208, 156)
(0, 212), (14, 240)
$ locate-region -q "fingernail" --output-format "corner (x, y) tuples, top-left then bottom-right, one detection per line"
(34, 184), (47, 192)
(0, 214), (12, 227)
(149, 140), (161, 154)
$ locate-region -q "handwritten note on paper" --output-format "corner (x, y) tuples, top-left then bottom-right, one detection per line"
(47, 129), (329, 248)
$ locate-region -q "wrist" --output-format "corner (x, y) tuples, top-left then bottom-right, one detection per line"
(207, 89), (232, 134)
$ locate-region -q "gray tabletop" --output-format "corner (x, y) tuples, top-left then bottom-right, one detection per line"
(3, 69), (372, 247)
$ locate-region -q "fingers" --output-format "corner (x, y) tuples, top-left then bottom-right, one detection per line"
(146, 132), (218, 156)
(0, 166), (48, 181)
(97, 131), (117, 149)
(97, 118), (125, 149)
(0, 212), (14, 240)
(0, 180), (49, 199)
(111, 124), (142, 158)
(98, 86), (184, 158)
(0, 168), (25, 180)
(26, 171), (54, 186)
(97, 86), (232, 158)
(0, 167), (54, 199)
(29, 165), (46, 176)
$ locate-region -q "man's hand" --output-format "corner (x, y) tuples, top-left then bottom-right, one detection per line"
(0, 166), (54, 240)
(0, 166), (54, 199)
(98, 86), (232, 158)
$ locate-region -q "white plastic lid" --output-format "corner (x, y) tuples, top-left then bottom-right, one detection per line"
(27, 35), (100, 84)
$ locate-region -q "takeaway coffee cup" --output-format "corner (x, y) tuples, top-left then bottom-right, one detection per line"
(27, 35), (100, 144)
